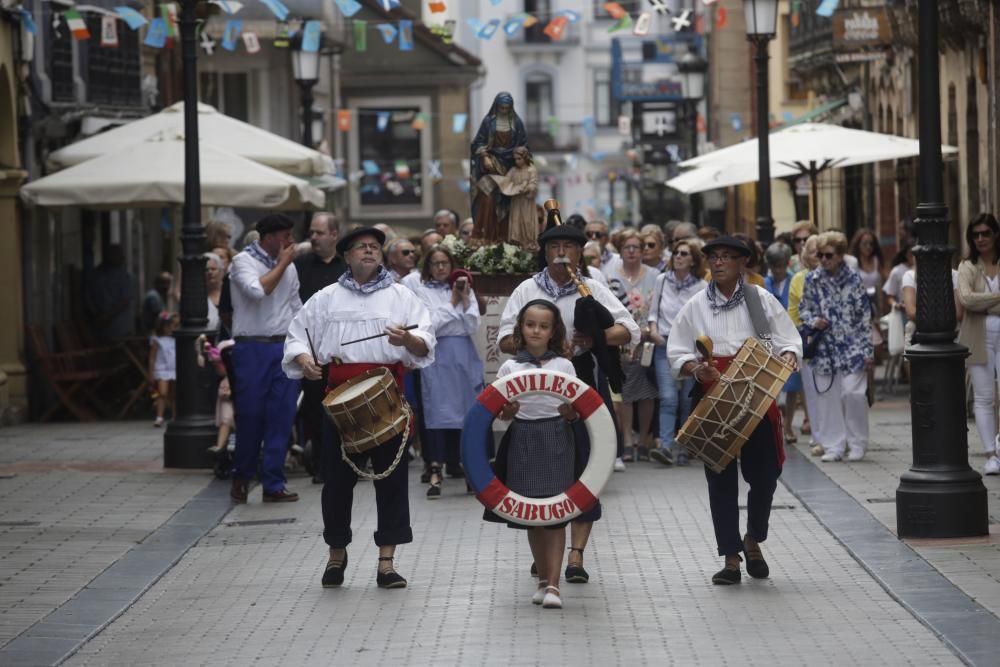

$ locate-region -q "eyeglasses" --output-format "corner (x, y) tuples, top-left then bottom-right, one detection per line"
(643, 242), (659, 249)
(972, 230), (994, 239)
(793, 236), (809, 244)
(674, 250), (691, 257)
(707, 254), (739, 263)
(622, 245), (642, 253)
(399, 249), (415, 256)
(351, 242), (381, 252)
(818, 251), (837, 259)
(585, 231), (606, 239)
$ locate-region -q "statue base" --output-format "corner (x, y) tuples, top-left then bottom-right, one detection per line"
(471, 272), (533, 297)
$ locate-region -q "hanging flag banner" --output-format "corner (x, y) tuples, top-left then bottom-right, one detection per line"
(242, 31), (261, 53)
(302, 20), (321, 52)
(609, 14), (633, 33)
(338, 110), (352, 132)
(210, 0), (243, 14)
(100, 16), (119, 47)
(201, 30), (217, 54)
(650, 0), (671, 14)
(429, 1), (447, 13)
(633, 12), (651, 35)
(522, 15), (539, 28)
(671, 9), (692, 30)
(503, 15), (526, 36)
(730, 112), (743, 131)
(716, 6), (728, 28)
(559, 9), (582, 23)
(274, 21), (290, 47)
(353, 20), (367, 51)
(452, 113), (468, 134)
(222, 20), (241, 51)
(411, 113), (427, 131)
(394, 160), (411, 179)
(376, 23), (397, 44)
(603, 2), (627, 19)
(64, 9), (91, 40)
(378, 0), (400, 9)
(543, 15), (569, 41)
(399, 19), (414, 50)
(428, 160), (442, 180)
(546, 116), (560, 138)
(617, 115), (631, 136)
(362, 160), (380, 175)
(259, 0), (289, 20)
(816, 0), (839, 17)
(582, 116), (595, 137)
(160, 4), (178, 38)
(144, 18), (169, 48)
(17, 7), (37, 34)
(335, 0), (362, 17)
(478, 18), (501, 40)
(376, 111), (391, 132)
(114, 7), (147, 30)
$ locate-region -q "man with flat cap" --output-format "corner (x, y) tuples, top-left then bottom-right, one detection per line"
(229, 213), (303, 504)
(498, 224), (640, 585)
(283, 226), (436, 590)
(667, 235), (801, 585)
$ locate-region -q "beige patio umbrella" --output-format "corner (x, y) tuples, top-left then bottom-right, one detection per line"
(21, 131), (326, 210)
(47, 101), (330, 178)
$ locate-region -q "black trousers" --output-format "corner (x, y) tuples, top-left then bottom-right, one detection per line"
(703, 417), (781, 556)
(300, 377), (326, 475)
(321, 416), (412, 549)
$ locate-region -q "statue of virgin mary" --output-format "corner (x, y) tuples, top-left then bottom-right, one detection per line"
(469, 92), (529, 243)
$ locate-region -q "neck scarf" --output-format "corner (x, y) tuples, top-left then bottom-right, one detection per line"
(706, 275), (746, 315)
(534, 268), (579, 299)
(665, 270), (699, 292)
(424, 279), (450, 290)
(822, 261), (854, 289)
(601, 247), (615, 265)
(338, 265), (395, 294)
(245, 241), (277, 269)
(515, 349), (559, 368)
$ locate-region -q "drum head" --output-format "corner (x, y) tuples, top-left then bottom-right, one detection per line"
(332, 375), (383, 404)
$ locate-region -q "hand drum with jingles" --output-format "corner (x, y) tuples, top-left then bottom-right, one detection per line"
(321, 368), (411, 480)
(675, 336), (793, 474)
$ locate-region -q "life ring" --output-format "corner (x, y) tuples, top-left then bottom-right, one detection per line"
(461, 369), (616, 527)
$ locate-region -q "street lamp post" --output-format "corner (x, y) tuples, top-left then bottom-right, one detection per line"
(743, 0), (777, 244)
(292, 35), (321, 148)
(164, 0), (216, 467)
(896, 0), (988, 538)
(678, 45), (707, 226)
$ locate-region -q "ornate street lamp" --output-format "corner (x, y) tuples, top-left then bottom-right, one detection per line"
(678, 45), (707, 225)
(164, 0), (216, 467)
(291, 33), (321, 148)
(896, 0), (988, 538)
(743, 0), (777, 243)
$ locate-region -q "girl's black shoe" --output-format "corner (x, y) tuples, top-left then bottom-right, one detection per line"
(376, 556), (407, 589)
(322, 552), (348, 588)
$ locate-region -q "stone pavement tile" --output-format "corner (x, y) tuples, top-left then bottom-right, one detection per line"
(66, 462), (959, 666)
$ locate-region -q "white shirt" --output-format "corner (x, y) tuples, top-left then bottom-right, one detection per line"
(647, 273), (708, 338)
(884, 262), (910, 301)
(406, 279), (481, 337)
(497, 356), (576, 421)
(230, 252), (301, 337)
(900, 268), (958, 292)
(497, 274), (642, 354)
(667, 284), (803, 378)
(282, 283), (436, 379)
(588, 266), (608, 287)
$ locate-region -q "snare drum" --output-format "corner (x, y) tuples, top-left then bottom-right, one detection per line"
(322, 367), (410, 455)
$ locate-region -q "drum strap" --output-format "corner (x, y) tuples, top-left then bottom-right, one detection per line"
(743, 286), (773, 353)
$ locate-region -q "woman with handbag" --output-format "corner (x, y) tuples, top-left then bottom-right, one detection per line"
(788, 236), (820, 453)
(798, 232), (874, 463)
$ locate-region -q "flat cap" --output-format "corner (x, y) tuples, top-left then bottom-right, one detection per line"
(701, 235), (751, 258)
(336, 226), (387, 256)
(538, 224), (587, 247)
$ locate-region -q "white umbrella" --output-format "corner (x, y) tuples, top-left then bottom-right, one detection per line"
(20, 131), (326, 210)
(47, 101), (330, 178)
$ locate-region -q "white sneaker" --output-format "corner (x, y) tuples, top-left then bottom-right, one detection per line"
(847, 449), (865, 462)
(532, 584), (547, 605)
(821, 452), (842, 462)
(984, 456), (1000, 476)
(542, 586), (562, 609)
(613, 457), (626, 472)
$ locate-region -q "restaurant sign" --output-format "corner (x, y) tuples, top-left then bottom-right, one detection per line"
(832, 8), (891, 51)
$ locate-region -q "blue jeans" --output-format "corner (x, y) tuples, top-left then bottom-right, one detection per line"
(654, 345), (693, 448)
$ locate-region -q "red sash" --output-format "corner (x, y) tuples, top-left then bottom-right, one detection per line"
(326, 362), (406, 392)
(700, 355), (785, 467)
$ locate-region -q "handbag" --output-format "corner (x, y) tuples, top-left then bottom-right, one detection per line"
(798, 325), (826, 360)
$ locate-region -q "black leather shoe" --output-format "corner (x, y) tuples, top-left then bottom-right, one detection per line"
(565, 563), (589, 583)
(376, 557), (407, 589)
(712, 565), (742, 585)
(230, 478), (248, 504)
(322, 552), (348, 588)
(262, 488), (299, 503)
(744, 535), (770, 579)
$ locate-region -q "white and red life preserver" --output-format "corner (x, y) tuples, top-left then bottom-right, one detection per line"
(461, 369), (616, 527)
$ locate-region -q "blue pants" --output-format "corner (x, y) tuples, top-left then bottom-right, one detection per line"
(654, 345), (694, 447)
(703, 417), (781, 556)
(232, 341), (300, 493)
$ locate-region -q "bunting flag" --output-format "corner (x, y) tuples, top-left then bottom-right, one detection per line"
(114, 7), (147, 30)
(160, 4), (178, 38)
(546, 116), (560, 138)
(730, 112), (743, 131)
(210, 0), (243, 14)
(16, 7), (37, 33)
(100, 16), (119, 47)
(362, 159), (380, 175)
(201, 30), (217, 54)
(378, 0), (400, 9)
(377, 111), (391, 131)
(452, 113), (468, 134)
(816, 0), (839, 17)
(559, 9), (581, 23)
(431, 21), (455, 44)
(394, 160), (410, 179)
(582, 116), (595, 137)
(609, 14), (632, 33)
(478, 18), (501, 39)
(259, 0), (289, 20)
(376, 23), (398, 43)
(671, 9), (692, 30)
(603, 2), (627, 19)
(457, 179), (471, 193)
(522, 15), (538, 28)
(411, 113), (427, 130)
(302, 20), (321, 52)
(427, 160), (442, 180)
(335, 0), (362, 17)
(353, 20), (367, 51)
(633, 12), (651, 36)
(543, 15), (568, 41)
(429, 2), (446, 13)
(716, 6), (728, 28)
(399, 19), (413, 50)
(274, 21), (290, 47)
(144, 18), (169, 48)
(242, 31), (261, 53)
(64, 9), (90, 40)
(338, 110), (352, 132)
(222, 20), (241, 51)
(649, 0), (671, 14)
(503, 15), (526, 36)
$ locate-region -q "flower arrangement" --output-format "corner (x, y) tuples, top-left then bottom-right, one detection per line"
(439, 235), (536, 275)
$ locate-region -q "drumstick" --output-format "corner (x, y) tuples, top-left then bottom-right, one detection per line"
(341, 324), (418, 346)
(304, 327), (319, 364)
(696, 335), (714, 363)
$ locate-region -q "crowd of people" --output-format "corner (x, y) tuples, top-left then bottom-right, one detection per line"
(135, 205), (1000, 606)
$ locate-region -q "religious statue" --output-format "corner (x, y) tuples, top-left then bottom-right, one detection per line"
(489, 146), (538, 248)
(470, 92), (529, 245)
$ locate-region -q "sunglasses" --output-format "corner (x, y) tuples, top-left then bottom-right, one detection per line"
(643, 242), (659, 249)
(673, 250), (691, 257)
(818, 251), (837, 259)
(972, 230), (994, 239)
(399, 249), (415, 256)
(585, 231), (606, 239)
(793, 236), (809, 244)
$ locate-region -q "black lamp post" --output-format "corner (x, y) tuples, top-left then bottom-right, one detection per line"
(743, 0), (777, 244)
(164, 0), (216, 468)
(896, 0), (988, 538)
(678, 45), (707, 226)
(292, 34), (321, 148)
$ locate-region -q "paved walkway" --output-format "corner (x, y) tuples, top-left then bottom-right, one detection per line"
(0, 405), (995, 665)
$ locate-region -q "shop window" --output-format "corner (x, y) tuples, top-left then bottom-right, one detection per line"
(199, 72), (249, 122)
(357, 108), (422, 207)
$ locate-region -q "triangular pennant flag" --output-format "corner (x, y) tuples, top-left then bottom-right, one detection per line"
(376, 111), (391, 132)
(114, 7), (147, 30)
(399, 19), (413, 50)
(274, 21), (290, 47)
(17, 7), (37, 34)
(544, 16), (569, 41)
(222, 19), (241, 51)
(378, 0), (400, 9)
(452, 113), (468, 134)
(478, 18), (500, 40)
(376, 23), (397, 44)
(816, 0), (839, 17)
(603, 2), (627, 19)
(633, 12), (651, 36)
(210, 0), (243, 14)
(144, 18), (169, 48)
(429, 2), (446, 13)
(522, 15), (538, 28)
(608, 14), (633, 33)
(353, 20), (367, 51)
(100, 16), (119, 47)
(302, 20), (321, 52)
(717, 6), (728, 28)
(503, 15), (526, 36)
(559, 10), (581, 23)
(428, 160), (442, 181)
(63, 9), (90, 40)
(338, 110), (352, 132)
(466, 18), (485, 35)
(242, 31), (260, 53)
(411, 113), (427, 131)
(259, 0), (289, 21)
(201, 30), (216, 54)
(335, 0), (362, 17)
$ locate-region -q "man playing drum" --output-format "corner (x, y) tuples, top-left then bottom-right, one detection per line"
(283, 227), (436, 590)
(667, 236), (801, 585)
(498, 225), (640, 584)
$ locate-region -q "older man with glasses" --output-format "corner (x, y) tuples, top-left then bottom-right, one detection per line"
(385, 238), (418, 282)
(584, 220), (618, 268)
